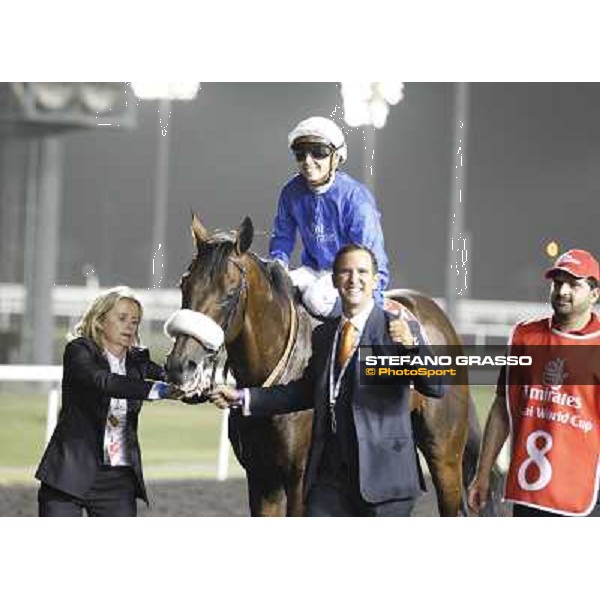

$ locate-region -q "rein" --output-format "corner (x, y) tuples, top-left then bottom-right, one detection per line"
(202, 257), (247, 393)
(261, 296), (298, 387)
(178, 250), (299, 392)
(223, 254), (298, 387)
(220, 257), (248, 340)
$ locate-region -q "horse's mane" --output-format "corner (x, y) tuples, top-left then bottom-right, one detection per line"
(185, 232), (236, 279)
(258, 257), (295, 301)
(188, 232), (294, 303)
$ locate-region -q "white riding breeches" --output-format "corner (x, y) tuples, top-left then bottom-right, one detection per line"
(289, 266), (339, 318)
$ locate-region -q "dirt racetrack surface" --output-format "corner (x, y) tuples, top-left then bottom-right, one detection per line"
(0, 475), (495, 517)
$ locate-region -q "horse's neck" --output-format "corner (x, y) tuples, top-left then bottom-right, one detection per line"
(227, 261), (292, 387)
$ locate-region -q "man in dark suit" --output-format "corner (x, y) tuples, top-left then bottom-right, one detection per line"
(210, 244), (445, 516)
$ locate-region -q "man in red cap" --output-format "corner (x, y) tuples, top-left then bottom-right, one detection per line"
(468, 249), (600, 517)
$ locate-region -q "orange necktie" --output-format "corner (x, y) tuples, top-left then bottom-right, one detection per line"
(337, 320), (357, 367)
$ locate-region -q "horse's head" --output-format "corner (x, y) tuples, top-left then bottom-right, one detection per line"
(164, 213), (254, 393)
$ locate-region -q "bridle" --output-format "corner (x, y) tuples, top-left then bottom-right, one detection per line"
(216, 256), (248, 343)
(206, 255), (249, 391)
(168, 252), (249, 395)
(175, 250), (296, 392)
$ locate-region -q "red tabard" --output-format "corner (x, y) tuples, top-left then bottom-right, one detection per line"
(504, 316), (600, 515)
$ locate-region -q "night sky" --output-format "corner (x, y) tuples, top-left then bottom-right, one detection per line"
(2, 83), (599, 302)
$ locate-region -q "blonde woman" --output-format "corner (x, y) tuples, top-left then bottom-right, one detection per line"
(36, 286), (181, 516)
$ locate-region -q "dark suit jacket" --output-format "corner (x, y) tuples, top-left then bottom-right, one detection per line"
(35, 337), (165, 503)
(248, 305), (445, 504)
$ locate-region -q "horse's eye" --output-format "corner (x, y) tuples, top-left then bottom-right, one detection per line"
(215, 289), (235, 309)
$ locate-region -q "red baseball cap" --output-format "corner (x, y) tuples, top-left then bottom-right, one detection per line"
(545, 249), (600, 282)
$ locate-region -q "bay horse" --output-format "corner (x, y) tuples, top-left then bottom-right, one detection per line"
(165, 214), (498, 516)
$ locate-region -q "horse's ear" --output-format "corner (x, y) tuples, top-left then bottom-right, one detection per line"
(236, 216), (253, 255)
(191, 213), (208, 247)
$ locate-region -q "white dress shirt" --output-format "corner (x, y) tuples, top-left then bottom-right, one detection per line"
(103, 350), (130, 466)
(242, 299), (375, 416)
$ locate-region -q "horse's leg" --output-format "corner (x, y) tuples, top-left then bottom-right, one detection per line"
(246, 464), (307, 517)
(246, 473), (287, 517)
(283, 467), (306, 516)
(423, 444), (464, 517)
(412, 388), (469, 517)
(229, 415), (287, 516)
(274, 412), (312, 517)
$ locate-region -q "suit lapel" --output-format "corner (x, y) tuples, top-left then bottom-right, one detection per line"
(360, 306), (388, 346)
(352, 306), (388, 391)
(125, 352), (135, 378)
(316, 318), (340, 406)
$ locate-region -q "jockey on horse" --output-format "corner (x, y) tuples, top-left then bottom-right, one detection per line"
(163, 118), (498, 516)
(270, 118), (389, 311)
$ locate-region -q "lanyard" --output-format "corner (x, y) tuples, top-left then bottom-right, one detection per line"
(328, 324), (359, 433)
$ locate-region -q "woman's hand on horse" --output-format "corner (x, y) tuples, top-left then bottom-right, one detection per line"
(389, 316), (417, 348)
(159, 383), (209, 404)
(208, 385), (243, 410)
(155, 382), (187, 401)
(180, 393), (208, 405)
(165, 383), (187, 401)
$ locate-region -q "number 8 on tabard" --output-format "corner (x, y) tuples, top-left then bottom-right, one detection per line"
(517, 430), (553, 491)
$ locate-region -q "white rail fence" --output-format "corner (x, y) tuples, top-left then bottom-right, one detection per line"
(0, 365), (232, 481)
(1, 283), (554, 345)
(0, 365), (62, 444)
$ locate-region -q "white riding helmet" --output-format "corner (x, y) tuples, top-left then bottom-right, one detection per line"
(288, 116), (347, 163)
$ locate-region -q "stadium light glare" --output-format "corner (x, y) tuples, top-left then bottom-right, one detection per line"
(341, 81), (404, 129)
(131, 82), (200, 101)
(130, 82), (200, 288)
(546, 241), (560, 258)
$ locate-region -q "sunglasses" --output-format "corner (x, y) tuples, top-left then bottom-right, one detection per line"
(292, 143), (334, 161)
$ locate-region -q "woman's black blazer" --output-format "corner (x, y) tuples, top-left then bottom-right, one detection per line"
(35, 337), (165, 503)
